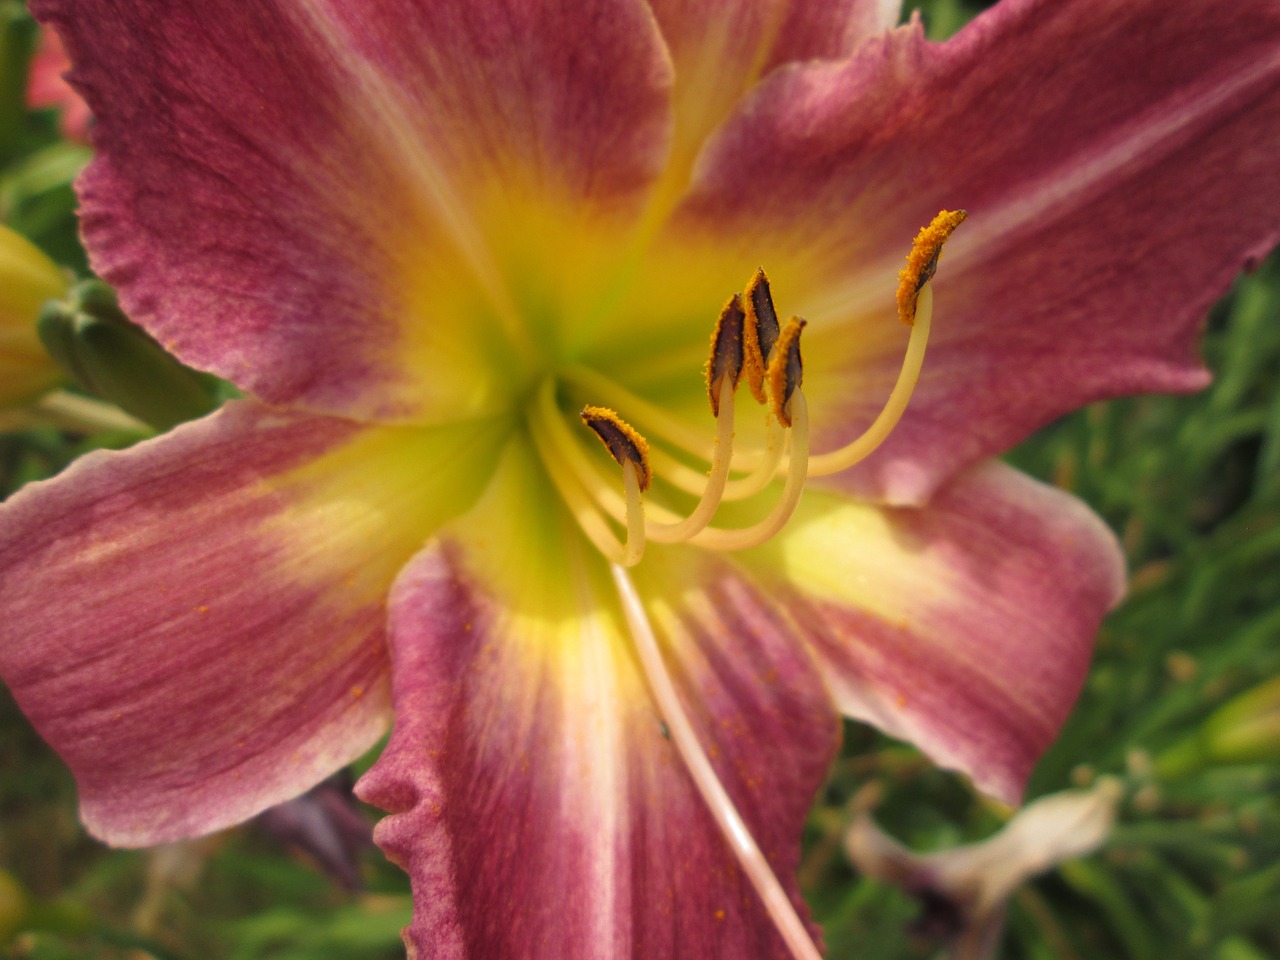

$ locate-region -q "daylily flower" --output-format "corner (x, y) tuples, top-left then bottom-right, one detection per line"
(1, 0), (1277, 957)
(845, 778), (1123, 960)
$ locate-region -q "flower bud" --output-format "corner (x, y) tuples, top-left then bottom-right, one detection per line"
(1157, 675), (1280, 777)
(0, 868), (30, 948)
(38, 280), (218, 430)
(0, 224), (65, 407)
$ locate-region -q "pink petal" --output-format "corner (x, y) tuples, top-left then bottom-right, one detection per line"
(740, 461), (1125, 805)
(677, 0), (1280, 503)
(32, 0), (672, 422)
(358, 446), (838, 958)
(650, 0), (899, 166)
(763, 0), (902, 69)
(0, 400), (507, 845)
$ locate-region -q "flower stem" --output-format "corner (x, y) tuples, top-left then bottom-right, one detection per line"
(0, 390), (150, 434)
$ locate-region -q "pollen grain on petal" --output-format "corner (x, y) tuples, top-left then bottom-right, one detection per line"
(896, 209), (967, 326)
(580, 405), (653, 491)
(705, 294), (746, 418)
(742, 267), (781, 404)
(767, 317), (807, 427)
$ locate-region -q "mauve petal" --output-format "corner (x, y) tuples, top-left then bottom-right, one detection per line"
(649, 0), (898, 172)
(0, 400), (507, 845)
(763, 0), (901, 68)
(738, 461), (1125, 805)
(676, 0), (1280, 503)
(33, 0), (672, 422)
(358, 443), (837, 959)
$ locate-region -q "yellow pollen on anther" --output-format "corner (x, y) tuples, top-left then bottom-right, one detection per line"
(742, 267), (780, 405)
(766, 317), (806, 427)
(896, 208), (967, 326)
(704, 294), (746, 417)
(580, 405), (653, 491)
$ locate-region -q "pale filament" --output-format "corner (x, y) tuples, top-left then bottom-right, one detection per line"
(644, 376), (737, 542)
(805, 281), (933, 476)
(689, 390), (809, 552)
(610, 563), (825, 960)
(621, 460), (645, 567)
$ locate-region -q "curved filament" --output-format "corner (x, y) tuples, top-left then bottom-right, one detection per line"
(806, 282), (933, 477)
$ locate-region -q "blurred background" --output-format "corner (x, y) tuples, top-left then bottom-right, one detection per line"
(1, 0), (1277, 957)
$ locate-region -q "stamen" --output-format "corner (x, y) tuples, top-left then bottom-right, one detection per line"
(581, 405), (652, 566)
(807, 209), (963, 476)
(609, 563), (824, 960)
(720, 415), (787, 501)
(705, 294), (746, 418)
(896, 209), (967, 326)
(537, 380), (683, 525)
(528, 410), (632, 565)
(528, 382), (655, 566)
(806, 282), (933, 476)
(581, 405), (653, 492)
(561, 364), (723, 466)
(641, 297), (751, 542)
(742, 267), (780, 405)
(646, 366), (736, 544)
(692, 381), (810, 551)
(767, 317), (806, 428)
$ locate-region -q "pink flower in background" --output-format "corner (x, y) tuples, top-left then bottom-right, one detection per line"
(0, 0), (1277, 957)
(26, 25), (90, 142)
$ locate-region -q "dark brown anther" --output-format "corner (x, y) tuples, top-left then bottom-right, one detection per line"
(705, 294), (746, 417)
(580, 406), (653, 490)
(766, 317), (807, 427)
(742, 267), (780, 405)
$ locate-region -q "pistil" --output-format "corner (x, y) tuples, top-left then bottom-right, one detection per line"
(610, 562), (825, 960)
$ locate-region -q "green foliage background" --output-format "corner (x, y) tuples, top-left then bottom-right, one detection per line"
(2, 0), (1278, 957)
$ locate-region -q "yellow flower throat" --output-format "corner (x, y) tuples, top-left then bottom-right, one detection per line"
(527, 209), (967, 569)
